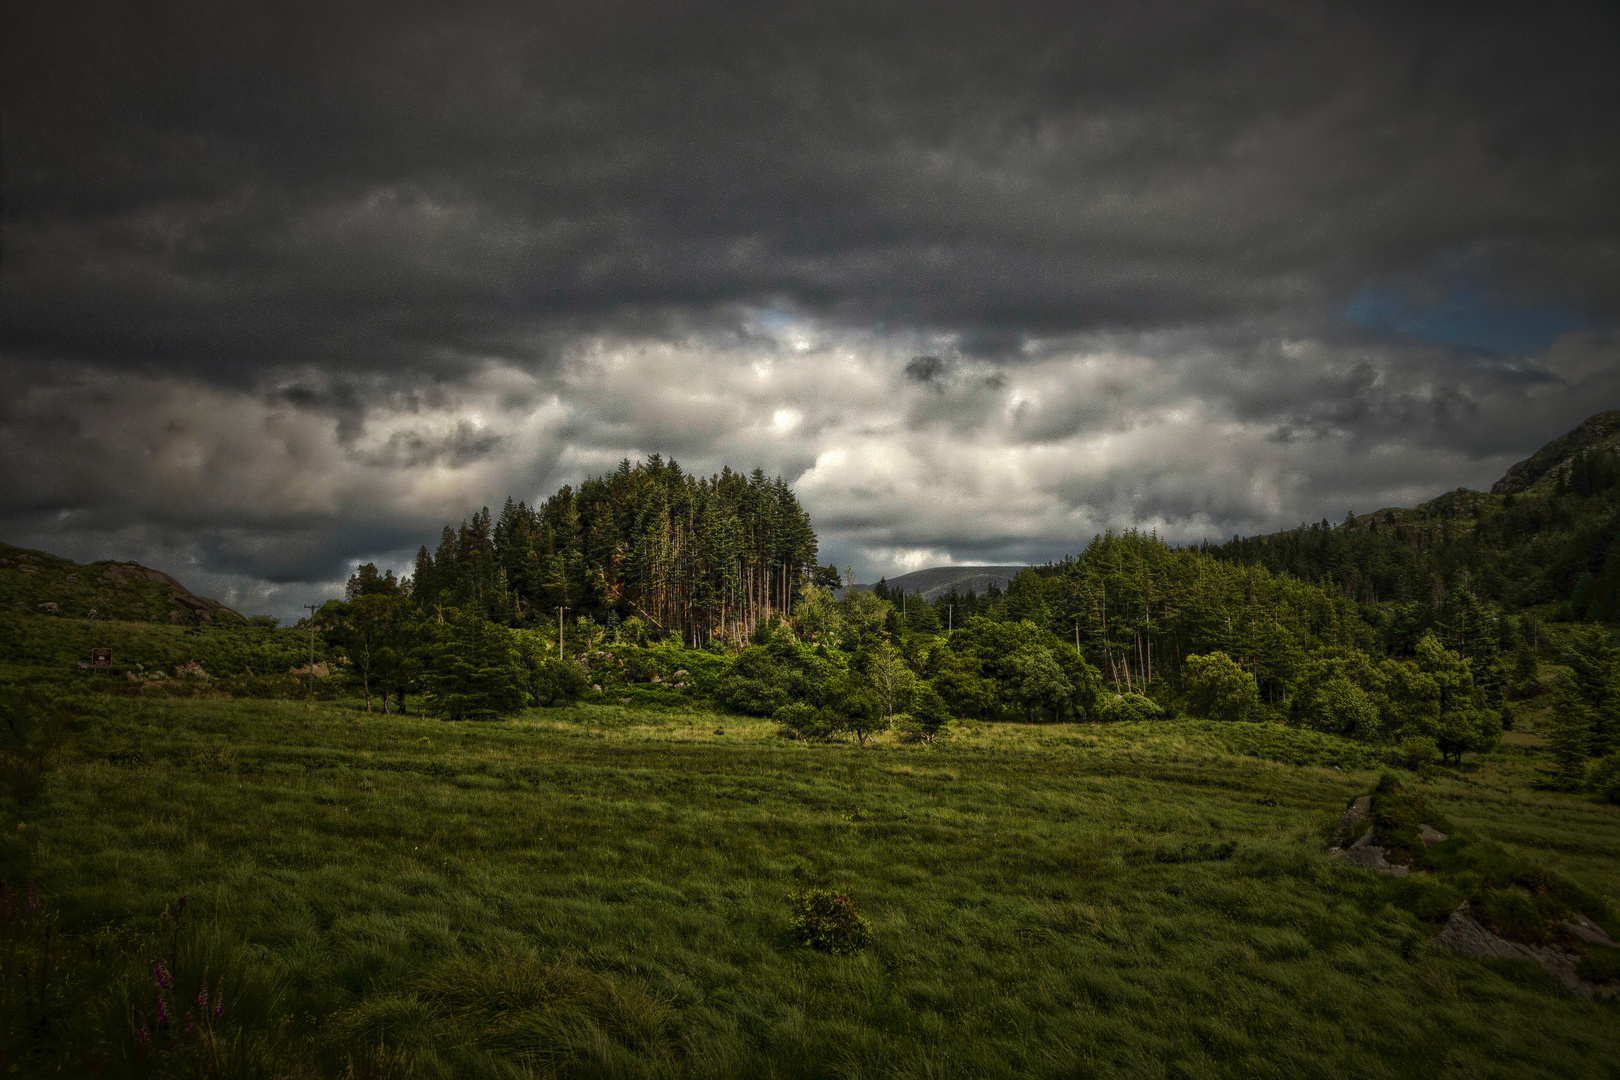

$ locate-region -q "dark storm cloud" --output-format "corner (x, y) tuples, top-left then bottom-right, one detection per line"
(904, 356), (948, 388)
(3, 0), (1619, 614)
(9, 1), (1619, 379)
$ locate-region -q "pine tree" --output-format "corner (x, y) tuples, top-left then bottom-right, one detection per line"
(1546, 680), (1594, 789)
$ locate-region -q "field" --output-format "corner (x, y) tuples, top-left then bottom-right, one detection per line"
(3, 697), (1618, 1078)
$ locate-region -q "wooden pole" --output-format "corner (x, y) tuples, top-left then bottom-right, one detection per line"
(303, 604), (319, 702)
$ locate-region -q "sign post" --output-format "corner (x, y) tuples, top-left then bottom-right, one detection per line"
(90, 648), (112, 670)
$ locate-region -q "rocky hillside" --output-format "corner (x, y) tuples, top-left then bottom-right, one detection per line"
(1341, 410), (1620, 532)
(0, 542), (242, 624)
(1491, 409), (1620, 495)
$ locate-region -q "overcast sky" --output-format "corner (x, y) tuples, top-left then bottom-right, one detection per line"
(4, 1), (1618, 621)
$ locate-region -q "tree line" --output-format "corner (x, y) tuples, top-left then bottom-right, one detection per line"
(307, 458), (1619, 796)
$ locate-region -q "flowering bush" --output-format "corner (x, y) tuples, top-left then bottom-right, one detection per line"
(788, 887), (872, 955)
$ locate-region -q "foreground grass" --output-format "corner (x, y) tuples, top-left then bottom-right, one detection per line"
(4, 699), (1618, 1078)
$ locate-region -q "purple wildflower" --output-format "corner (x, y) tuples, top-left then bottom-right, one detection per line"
(156, 997), (169, 1025)
(213, 980), (224, 1019)
(196, 982), (209, 1010)
(136, 1024), (151, 1045)
(153, 960), (173, 989)
(184, 1010), (194, 1034)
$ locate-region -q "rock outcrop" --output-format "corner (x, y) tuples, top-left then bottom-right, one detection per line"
(1432, 904), (1617, 998)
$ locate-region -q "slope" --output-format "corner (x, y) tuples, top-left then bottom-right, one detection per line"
(0, 541), (243, 625)
(1207, 411), (1620, 620)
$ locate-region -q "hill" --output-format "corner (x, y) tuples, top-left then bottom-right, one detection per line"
(0, 541), (243, 625)
(1208, 411), (1620, 621)
(1492, 409), (1620, 495)
(846, 565), (1026, 601)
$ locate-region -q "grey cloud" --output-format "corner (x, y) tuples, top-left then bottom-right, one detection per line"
(904, 355), (947, 387)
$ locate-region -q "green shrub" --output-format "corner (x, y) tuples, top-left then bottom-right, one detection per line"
(1588, 753), (1620, 804)
(531, 657), (589, 708)
(1100, 693), (1164, 723)
(788, 887), (872, 955)
(1396, 736), (1439, 770)
(1370, 774), (1447, 865)
(1577, 944), (1620, 984)
(1385, 875), (1470, 922)
(1474, 887), (1562, 946)
(893, 712), (954, 745)
(774, 702), (835, 741)
(0, 684), (75, 805)
(1183, 652), (1259, 723)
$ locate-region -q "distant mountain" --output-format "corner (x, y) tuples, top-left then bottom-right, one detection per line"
(0, 542), (242, 624)
(845, 565), (1026, 601)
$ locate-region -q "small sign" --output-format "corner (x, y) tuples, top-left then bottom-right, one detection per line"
(90, 648), (112, 669)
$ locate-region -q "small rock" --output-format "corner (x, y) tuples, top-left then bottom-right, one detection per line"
(1332, 841), (1410, 876)
(66, 574), (78, 583)
(37, 602), (58, 614)
(674, 669), (688, 677)
(591, 684), (602, 692)
(0, 558), (9, 567)
(1419, 824), (1448, 844)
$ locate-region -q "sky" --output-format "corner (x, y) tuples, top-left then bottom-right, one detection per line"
(3, 1), (1618, 622)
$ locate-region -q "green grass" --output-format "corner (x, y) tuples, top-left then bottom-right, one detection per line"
(0, 610), (317, 686)
(4, 699), (1619, 1078)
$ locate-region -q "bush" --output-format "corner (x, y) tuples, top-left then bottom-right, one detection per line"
(1474, 887), (1562, 946)
(775, 702), (836, 742)
(893, 712), (954, 745)
(895, 683), (953, 743)
(1396, 736), (1439, 770)
(1588, 753), (1620, 804)
(0, 684), (74, 805)
(1099, 693), (1164, 723)
(531, 657), (589, 707)
(1371, 773), (1446, 865)
(788, 887), (872, 955)
(1577, 944), (1620, 984)
(1183, 652), (1259, 723)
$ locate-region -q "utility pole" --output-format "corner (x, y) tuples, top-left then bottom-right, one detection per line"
(303, 604), (319, 701)
(558, 606), (567, 658)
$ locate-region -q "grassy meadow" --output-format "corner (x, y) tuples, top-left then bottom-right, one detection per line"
(3, 697), (1618, 1078)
